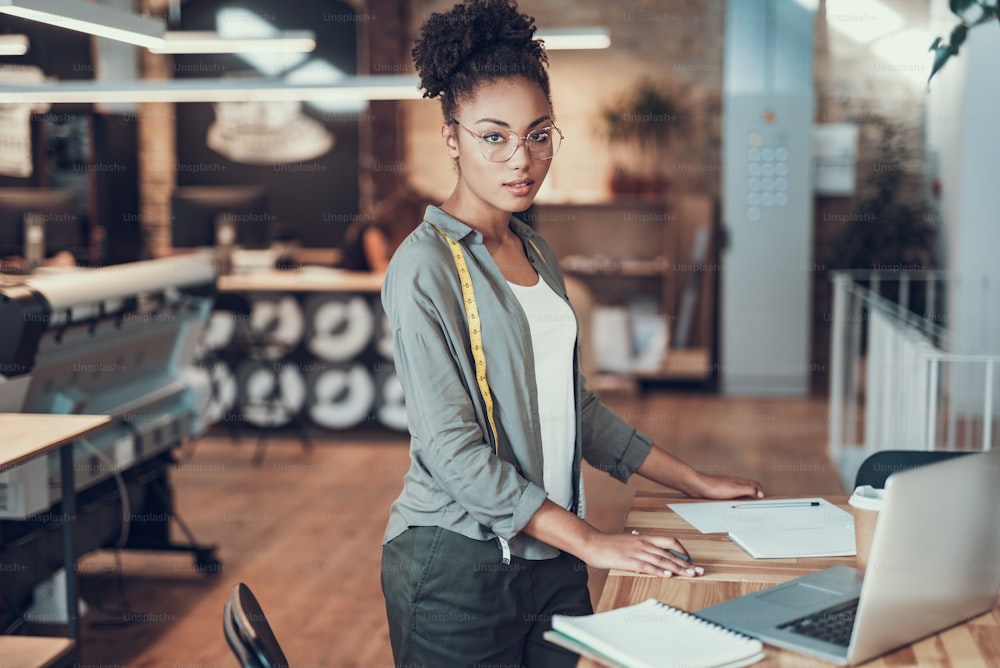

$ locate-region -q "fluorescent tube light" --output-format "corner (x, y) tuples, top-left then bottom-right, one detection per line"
(0, 75), (423, 104)
(0, 33), (28, 55)
(536, 27), (610, 50)
(150, 30), (316, 54)
(0, 0), (165, 49)
(0, 2), (316, 54)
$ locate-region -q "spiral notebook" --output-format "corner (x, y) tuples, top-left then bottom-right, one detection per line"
(544, 598), (765, 668)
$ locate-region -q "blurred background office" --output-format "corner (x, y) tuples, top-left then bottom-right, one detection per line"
(1, 0), (994, 391)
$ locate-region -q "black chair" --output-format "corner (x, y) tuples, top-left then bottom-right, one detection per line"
(222, 583), (289, 668)
(853, 449), (973, 490)
(223, 600), (258, 667)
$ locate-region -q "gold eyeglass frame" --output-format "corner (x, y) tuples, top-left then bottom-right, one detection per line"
(448, 119), (564, 162)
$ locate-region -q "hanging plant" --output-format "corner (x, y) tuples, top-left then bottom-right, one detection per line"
(927, 0), (999, 84)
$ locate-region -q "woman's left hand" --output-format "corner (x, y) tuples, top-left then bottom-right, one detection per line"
(689, 474), (765, 500)
(634, 446), (766, 501)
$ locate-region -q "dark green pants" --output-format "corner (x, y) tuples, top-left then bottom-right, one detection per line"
(381, 526), (592, 668)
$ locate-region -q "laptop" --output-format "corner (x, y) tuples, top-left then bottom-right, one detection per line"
(695, 449), (1000, 665)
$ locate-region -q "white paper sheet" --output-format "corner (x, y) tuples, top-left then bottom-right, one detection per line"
(667, 498), (856, 559)
(728, 525), (856, 559)
(667, 498), (846, 533)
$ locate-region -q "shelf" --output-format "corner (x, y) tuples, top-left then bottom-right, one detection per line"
(534, 195), (718, 389)
(532, 195), (669, 207)
(562, 256), (670, 277)
(633, 347), (713, 381)
(592, 349), (712, 385)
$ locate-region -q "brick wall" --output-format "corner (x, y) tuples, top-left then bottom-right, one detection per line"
(404, 0), (728, 202)
(137, 2), (174, 258)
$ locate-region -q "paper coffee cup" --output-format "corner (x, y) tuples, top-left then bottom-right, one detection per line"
(849, 485), (885, 569)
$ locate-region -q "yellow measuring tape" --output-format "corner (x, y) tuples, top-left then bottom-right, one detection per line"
(431, 224), (499, 455)
(429, 226), (556, 561)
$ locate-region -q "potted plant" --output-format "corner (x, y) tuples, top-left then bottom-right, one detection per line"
(596, 79), (687, 197)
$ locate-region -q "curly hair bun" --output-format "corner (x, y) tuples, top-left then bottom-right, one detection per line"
(412, 0), (550, 117)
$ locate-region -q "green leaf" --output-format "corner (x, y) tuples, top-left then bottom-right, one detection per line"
(951, 23), (969, 47)
(969, 5), (998, 26)
(928, 45), (958, 84)
(929, 36), (943, 50)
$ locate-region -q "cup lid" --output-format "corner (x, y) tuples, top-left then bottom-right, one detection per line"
(849, 484), (886, 510)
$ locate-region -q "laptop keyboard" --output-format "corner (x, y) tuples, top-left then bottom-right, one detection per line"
(777, 599), (859, 648)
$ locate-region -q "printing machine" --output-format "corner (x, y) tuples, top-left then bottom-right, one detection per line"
(0, 256), (219, 628)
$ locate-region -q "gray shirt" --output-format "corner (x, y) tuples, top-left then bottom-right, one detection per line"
(381, 205), (654, 560)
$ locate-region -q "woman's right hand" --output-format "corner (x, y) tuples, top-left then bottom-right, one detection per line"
(583, 531), (705, 578)
(523, 500), (705, 577)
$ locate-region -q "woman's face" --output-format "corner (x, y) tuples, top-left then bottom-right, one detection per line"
(444, 77), (554, 216)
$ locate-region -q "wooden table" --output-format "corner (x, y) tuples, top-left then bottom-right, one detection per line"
(581, 490), (1000, 668)
(0, 413), (111, 668)
(0, 637), (74, 668)
(217, 268), (383, 293)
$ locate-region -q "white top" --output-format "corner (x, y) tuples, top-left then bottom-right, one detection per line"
(507, 275), (577, 509)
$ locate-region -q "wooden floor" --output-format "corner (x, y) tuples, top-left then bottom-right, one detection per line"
(70, 392), (844, 667)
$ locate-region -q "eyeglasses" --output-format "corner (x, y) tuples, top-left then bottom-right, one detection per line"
(449, 119), (564, 162)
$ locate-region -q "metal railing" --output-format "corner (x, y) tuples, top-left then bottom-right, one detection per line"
(827, 271), (998, 490)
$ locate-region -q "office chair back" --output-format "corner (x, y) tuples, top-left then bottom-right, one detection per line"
(223, 583), (289, 668)
(853, 449), (972, 490)
(223, 601), (261, 668)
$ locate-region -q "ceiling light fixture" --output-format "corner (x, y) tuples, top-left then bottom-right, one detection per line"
(149, 30), (316, 54)
(536, 27), (611, 50)
(0, 0), (165, 49)
(0, 1), (317, 54)
(0, 33), (28, 55)
(0, 75), (423, 104)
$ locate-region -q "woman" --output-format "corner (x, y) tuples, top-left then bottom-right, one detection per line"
(380, 2), (765, 666)
(338, 183), (434, 273)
